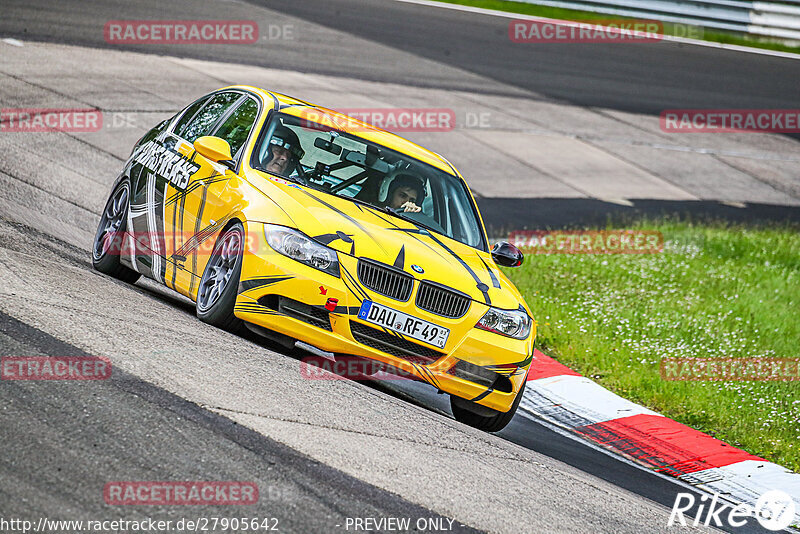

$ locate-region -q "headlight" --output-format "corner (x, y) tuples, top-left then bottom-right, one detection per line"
(476, 307), (531, 339)
(264, 224), (340, 277)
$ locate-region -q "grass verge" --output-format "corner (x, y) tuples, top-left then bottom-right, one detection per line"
(506, 219), (800, 472)
(435, 0), (800, 54)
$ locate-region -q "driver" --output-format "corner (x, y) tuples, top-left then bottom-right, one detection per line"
(262, 124), (305, 177)
(384, 173), (425, 213)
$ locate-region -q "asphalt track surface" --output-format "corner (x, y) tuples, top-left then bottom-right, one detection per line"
(0, 0), (795, 532)
(0, 309), (481, 534)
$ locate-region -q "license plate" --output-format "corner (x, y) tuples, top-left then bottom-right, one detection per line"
(357, 300), (449, 349)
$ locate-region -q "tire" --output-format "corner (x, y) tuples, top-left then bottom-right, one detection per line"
(450, 380), (526, 433)
(196, 222), (245, 333)
(92, 179), (141, 284)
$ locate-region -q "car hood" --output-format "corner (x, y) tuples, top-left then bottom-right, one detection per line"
(248, 174), (523, 310)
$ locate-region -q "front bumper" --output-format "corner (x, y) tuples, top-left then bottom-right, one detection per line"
(235, 224), (535, 413)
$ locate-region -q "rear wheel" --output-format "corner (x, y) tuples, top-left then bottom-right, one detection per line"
(196, 222), (245, 333)
(450, 380), (526, 433)
(92, 180), (140, 284)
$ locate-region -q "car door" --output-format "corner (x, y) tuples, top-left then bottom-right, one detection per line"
(125, 91), (240, 293)
(165, 92), (261, 299)
(125, 94), (212, 285)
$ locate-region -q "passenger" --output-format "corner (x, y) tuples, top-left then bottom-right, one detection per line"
(383, 173), (425, 213)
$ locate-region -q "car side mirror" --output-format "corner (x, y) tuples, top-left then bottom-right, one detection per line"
(491, 241), (524, 267)
(194, 136), (234, 168)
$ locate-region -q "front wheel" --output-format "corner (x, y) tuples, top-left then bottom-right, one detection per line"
(196, 222), (245, 333)
(450, 380), (526, 433)
(92, 179), (140, 284)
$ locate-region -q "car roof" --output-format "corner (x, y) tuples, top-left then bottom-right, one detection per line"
(221, 85), (462, 177)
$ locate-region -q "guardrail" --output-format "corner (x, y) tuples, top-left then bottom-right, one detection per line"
(517, 0), (800, 41)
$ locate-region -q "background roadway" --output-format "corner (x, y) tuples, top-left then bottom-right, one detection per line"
(2, 0), (800, 231)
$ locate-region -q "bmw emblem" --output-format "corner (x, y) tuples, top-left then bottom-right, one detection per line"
(411, 265), (424, 274)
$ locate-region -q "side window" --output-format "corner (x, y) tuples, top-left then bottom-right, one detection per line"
(210, 97), (259, 158)
(176, 92), (241, 143)
(171, 97), (210, 139)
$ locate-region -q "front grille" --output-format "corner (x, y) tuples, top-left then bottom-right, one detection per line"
(259, 296), (332, 331)
(448, 360), (513, 392)
(357, 259), (413, 302)
(350, 321), (442, 365)
(416, 282), (471, 318)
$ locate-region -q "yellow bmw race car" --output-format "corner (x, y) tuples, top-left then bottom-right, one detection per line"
(93, 86), (536, 432)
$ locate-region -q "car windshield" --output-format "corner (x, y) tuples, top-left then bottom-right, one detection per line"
(251, 112), (486, 250)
